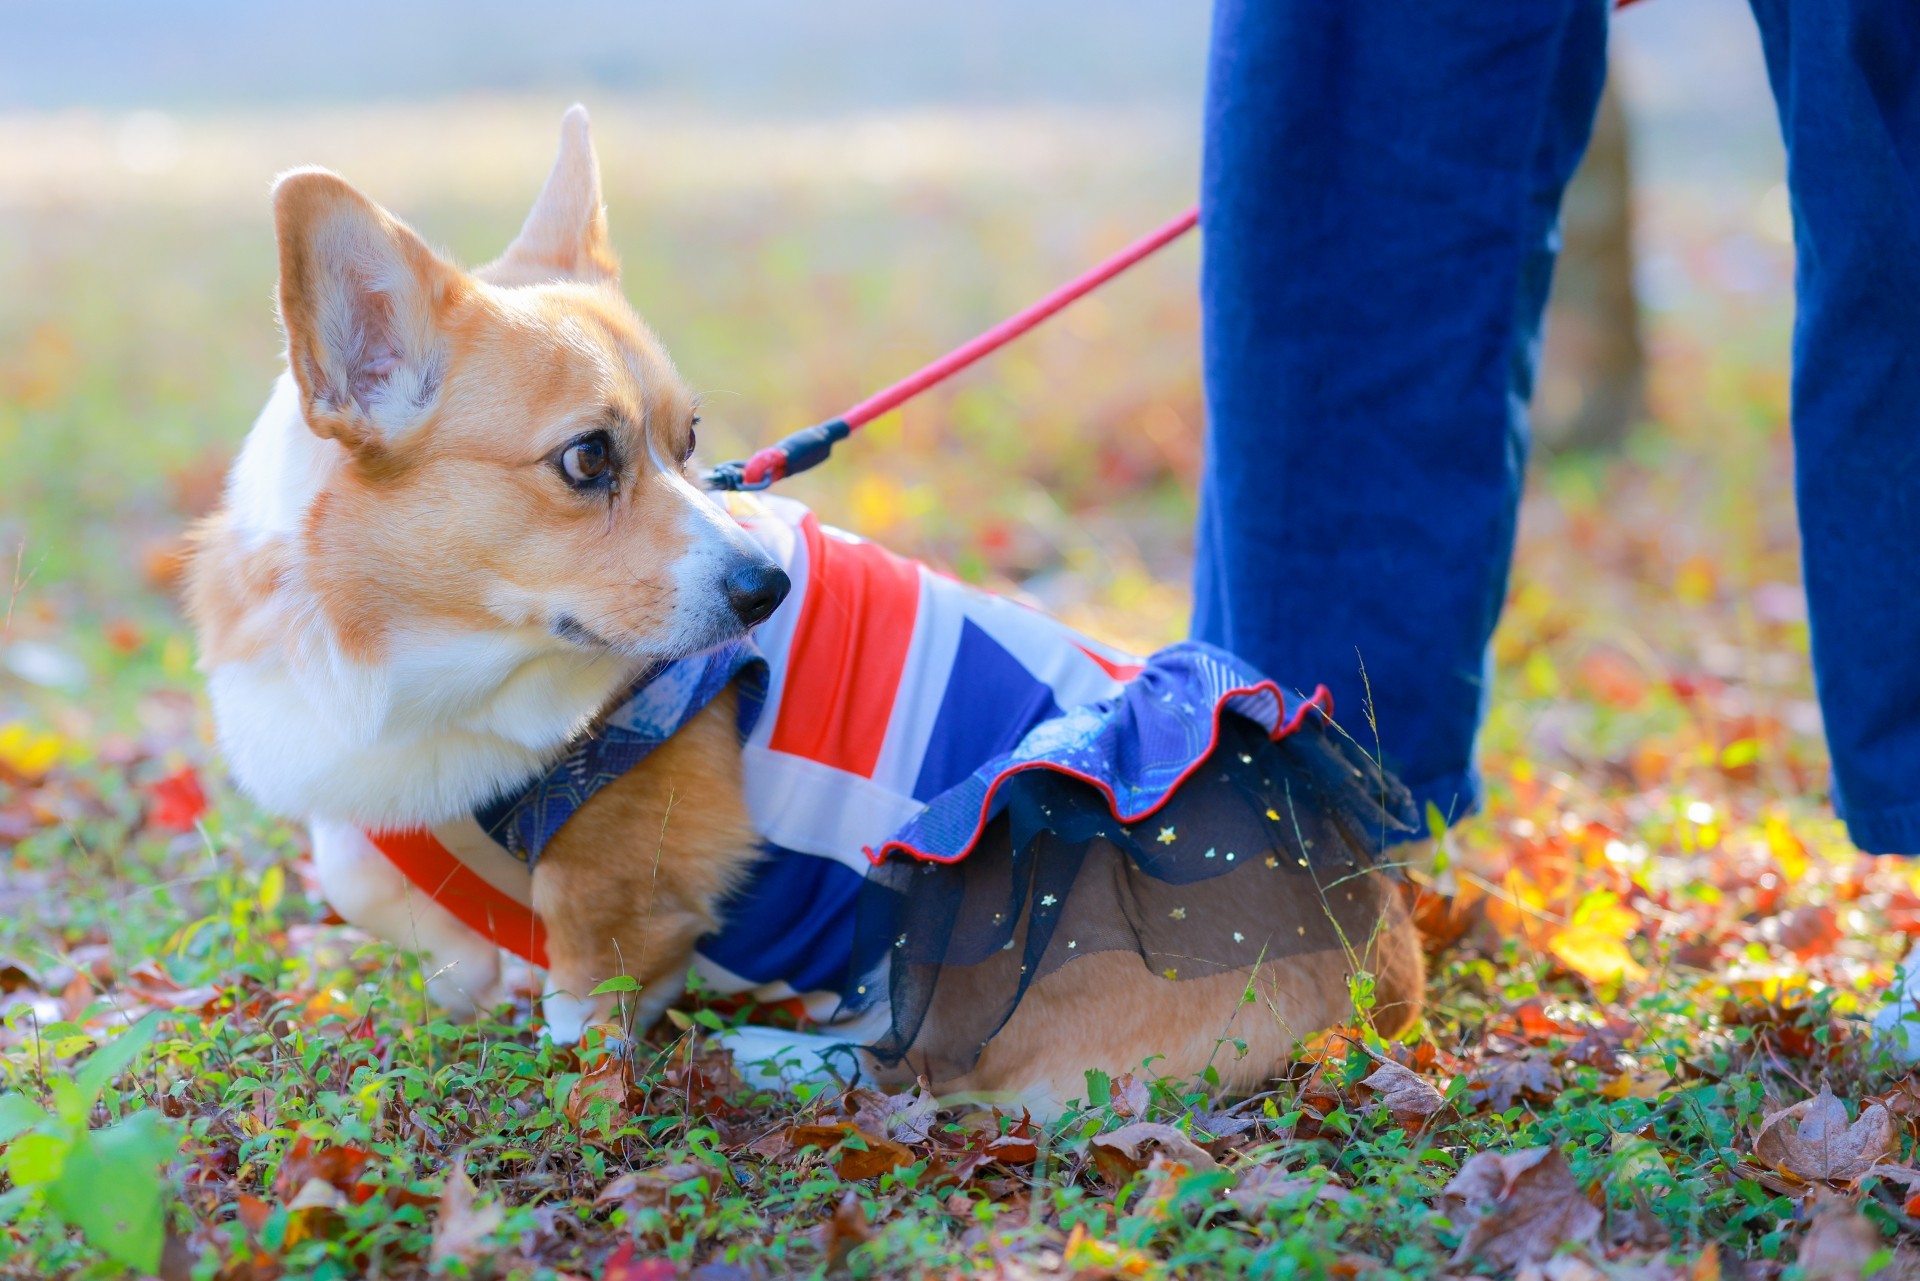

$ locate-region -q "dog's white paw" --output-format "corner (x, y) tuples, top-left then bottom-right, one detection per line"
(1873, 939), (1920, 1064)
(541, 991), (601, 1045)
(714, 1026), (867, 1092)
(425, 963), (508, 1021)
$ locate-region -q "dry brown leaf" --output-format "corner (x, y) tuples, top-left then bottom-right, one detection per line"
(1795, 1192), (1881, 1281)
(564, 1055), (632, 1134)
(595, 1162), (712, 1246)
(1440, 1145), (1601, 1270)
(430, 1160), (503, 1270)
(982, 1109), (1040, 1167)
(1087, 1122), (1218, 1188)
(1753, 1084), (1898, 1182)
(1360, 1061), (1447, 1127)
(1110, 1071), (1152, 1120)
(843, 1084), (938, 1144)
(1224, 1165), (1353, 1216)
(815, 1190), (871, 1273)
(788, 1121), (916, 1181)
(1869, 1076), (1920, 1138)
(1468, 1054), (1565, 1113)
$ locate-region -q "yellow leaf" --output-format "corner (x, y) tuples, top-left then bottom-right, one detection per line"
(1063, 1225), (1156, 1277)
(849, 474), (902, 533)
(1675, 554), (1717, 606)
(1549, 927), (1649, 985)
(258, 864), (285, 914)
(160, 635), (193, 681)
(0, 722), (66, 778)
(1569, 888), (1639, 935)
(1764, 812), (1810, 880)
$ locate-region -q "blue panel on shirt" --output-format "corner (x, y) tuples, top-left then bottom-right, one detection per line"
(911, 619), (1062, 802)
(697, 846), (866, 997)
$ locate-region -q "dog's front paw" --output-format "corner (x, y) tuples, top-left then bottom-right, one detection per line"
(541, 990), (606, 1045)
(1874, 939), (1920, 1064)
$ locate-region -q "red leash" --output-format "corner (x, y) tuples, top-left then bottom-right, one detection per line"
(704, 206), (1200, 492)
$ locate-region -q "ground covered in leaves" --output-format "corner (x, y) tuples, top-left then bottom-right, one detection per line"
(5, 97), (1920, 1280)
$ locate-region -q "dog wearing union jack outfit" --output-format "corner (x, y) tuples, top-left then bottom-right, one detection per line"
(186, 106), (1424, 1112)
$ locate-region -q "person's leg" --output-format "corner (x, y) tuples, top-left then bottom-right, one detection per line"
(1193, 1), (1610, 823)
(1747, 0), (1920, 855)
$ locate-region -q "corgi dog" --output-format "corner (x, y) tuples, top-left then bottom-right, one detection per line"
(187, 106), (1424, 1111)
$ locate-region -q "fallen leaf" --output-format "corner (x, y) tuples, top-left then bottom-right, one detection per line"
(1753, 1084), (1898, 1182)
(1062, 1223), (1157, 1278)
(430, 1160), (504, 1270)
(601, 1240), (677, 1281)
(566, 1055), (633, 1133)
(1359, 1061), (1447, 1128)
(0, 723), (65, 781)
(1110, 1071), (1151, 1120)
(1440, 1145), (1601, 1270)
(1087, 1122), (1218, 1188)
(1579, 648), (1649, 710)
(788, 1121), (915, 1181)
(273, 1136), (371, 1200)
(978, 1108), (1040, 1167)
(1467, 1055), (1564, 1113)
(814, 1190), (871, 1272)
(1548, 891), (1649, 985)
(1795, 1192), (1881, 1281)
(1867, 1076), (1920, 1137)
(1773, 905), (1843, 961)
(103, 619), (145, 656)
(654, 1044), (745, 1118)
(843, 1083), (938, 1143)
(145, 765), (207, 832)
(594, 1161), (712, 1245)
(1224, 1165), (1353, 1216)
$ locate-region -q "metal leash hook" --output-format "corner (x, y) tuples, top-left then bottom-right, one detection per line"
(704, 418), (851, 492)
(702, 206), (1200, 492)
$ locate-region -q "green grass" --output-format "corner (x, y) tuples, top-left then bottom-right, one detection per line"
(2, 102), (1916, 1279)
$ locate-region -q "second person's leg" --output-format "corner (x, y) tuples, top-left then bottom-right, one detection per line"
(1193, 1), (1610, 823)
(1748, 0), (1920, 855)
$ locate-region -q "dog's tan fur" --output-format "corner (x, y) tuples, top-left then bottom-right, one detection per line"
(189, 105), (1422, 1111)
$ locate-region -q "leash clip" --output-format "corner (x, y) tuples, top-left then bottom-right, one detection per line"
(702, 459), (776, 492)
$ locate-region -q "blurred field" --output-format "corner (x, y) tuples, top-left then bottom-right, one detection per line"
(9, 4), (1920, 1277)
(0, 96), (1202, 709)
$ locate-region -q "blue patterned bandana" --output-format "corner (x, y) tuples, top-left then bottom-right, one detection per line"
(473, 640), (768, 868)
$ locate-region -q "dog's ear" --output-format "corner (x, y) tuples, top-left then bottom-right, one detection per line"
(272, 168), (461, 451)
(483, 104), (618, 286)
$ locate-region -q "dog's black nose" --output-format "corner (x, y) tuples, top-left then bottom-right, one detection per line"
(726, 562), (790, 627)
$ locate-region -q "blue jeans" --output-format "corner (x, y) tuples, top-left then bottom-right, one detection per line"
(1193, 1), (1920, 852)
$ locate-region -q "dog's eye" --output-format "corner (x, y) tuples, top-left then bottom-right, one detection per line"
(557, 432), (614, 489)
(681, 420), (699, 463)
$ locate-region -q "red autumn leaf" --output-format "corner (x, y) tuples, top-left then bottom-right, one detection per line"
(1773, 904), (1843, 961)
(146, 764), (208, 831)
(601, 1241), (678, 1281)
(103, 618), (145, 655)
(274, 1136), (372, 1201)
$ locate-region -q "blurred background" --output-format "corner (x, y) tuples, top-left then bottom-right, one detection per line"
(0, 0), (1810, 821)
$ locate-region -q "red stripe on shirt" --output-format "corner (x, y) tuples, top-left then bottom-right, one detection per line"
(368, 828), (549, 967)
(1075, 642), (1145, 683)
(768, 513), (921, 778)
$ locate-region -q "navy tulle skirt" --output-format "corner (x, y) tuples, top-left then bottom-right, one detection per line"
(850, 642), (1418, 1080)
